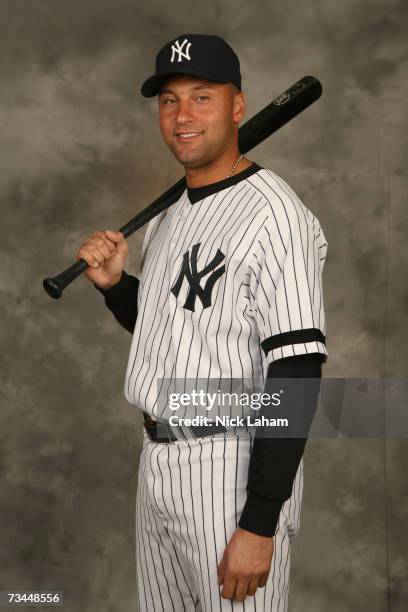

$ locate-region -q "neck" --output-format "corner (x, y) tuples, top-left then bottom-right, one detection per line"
(184, 151), (253, 188)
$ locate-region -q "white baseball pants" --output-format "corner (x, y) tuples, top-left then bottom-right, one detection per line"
(135, 429), (303, 611)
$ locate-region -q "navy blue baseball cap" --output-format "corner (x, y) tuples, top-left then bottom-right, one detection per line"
(140, 33), (241, 97)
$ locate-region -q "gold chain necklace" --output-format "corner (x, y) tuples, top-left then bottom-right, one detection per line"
(225, 153), (243, 178)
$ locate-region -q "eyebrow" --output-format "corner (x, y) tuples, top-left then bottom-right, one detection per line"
(159, 84), (216, 95)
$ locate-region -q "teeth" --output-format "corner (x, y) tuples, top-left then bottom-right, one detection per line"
(178, 133), (200, 138)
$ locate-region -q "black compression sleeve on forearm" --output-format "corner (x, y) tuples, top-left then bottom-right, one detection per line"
(238, 352), (324, 537)
(93, 270), (139, 334)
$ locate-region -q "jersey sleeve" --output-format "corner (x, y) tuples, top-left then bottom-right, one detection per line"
(249, 203), (328, 371)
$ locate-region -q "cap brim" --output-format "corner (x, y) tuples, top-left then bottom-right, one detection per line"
(140, 69), (233, 97)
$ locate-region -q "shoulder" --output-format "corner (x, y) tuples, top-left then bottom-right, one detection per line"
(248, 167), (315, 222)
(247, 166), (323, 241)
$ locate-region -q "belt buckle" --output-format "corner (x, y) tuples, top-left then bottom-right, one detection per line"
(143, 421), (155, 442)
(143, 414), (176, 443)
(144, 412), (157, 426)
(156, 420), (177, 442)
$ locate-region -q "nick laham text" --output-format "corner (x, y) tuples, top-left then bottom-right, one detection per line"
(168, 415), (289, 427)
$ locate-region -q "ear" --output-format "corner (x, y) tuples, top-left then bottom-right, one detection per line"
(233, 91), (246, 124)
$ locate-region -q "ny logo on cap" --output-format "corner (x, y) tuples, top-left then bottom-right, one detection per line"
(170, 38), (192, 63)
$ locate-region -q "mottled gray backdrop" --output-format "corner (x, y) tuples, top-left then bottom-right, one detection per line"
(1, 1), (407, 610)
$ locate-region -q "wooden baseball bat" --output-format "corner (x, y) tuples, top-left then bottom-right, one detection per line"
(43, 75), (322, 299)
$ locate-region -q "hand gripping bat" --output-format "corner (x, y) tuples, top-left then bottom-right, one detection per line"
(43, 75), (322, 299)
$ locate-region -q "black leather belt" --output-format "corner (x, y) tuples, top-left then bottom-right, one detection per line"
(142, 411), (226, 443)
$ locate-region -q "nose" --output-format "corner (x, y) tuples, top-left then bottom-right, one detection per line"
(175, 98), (195, 124)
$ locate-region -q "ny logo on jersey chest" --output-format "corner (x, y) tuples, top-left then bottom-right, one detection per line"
(170, 243), (225, 311)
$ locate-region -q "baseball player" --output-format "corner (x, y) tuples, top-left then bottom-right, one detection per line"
(77, 34), (328, 611)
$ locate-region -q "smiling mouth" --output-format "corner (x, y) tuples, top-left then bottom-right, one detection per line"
(175, 132), (203, 141)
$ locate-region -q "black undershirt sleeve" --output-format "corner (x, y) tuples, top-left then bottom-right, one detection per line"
(238, 352), (324, 537)
(93, 270), (139, 334)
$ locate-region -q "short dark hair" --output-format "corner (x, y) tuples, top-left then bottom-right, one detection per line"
(229, 82), (241, 95)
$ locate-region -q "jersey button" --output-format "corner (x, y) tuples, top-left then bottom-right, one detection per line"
(157, 307), (163, 315)
(145, 355), (150, 363)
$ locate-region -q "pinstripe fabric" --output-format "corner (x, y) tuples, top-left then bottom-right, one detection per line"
(123, 166), (328, 417)
(135, 429), (302, 611)
(247, 171), (327, 371)
(129, 165), (326, 610)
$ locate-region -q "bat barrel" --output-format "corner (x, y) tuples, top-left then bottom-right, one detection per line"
(239, 75), (322, 153)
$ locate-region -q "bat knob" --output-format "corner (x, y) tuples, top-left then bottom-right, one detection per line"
(43, 277), (63, 299)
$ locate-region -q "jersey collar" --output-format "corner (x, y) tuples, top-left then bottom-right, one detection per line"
(186, 162), (263, 205)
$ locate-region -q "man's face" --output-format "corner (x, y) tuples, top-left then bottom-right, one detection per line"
(158, 75), (245, 169)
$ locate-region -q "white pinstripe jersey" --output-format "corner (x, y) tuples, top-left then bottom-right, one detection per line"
(123, 163), (328, 417)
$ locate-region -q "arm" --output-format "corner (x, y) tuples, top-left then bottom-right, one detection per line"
(218, 189), (328, 600)
(238, 352), (324, 537)
(94, 270), (139, 334)
(76, 229), (137, 332)
(237, 197), (329, 537)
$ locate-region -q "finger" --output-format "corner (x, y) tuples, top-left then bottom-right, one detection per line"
(258, 573), (269, 588)
(102, 233), (121, 252)
(88, 230), (116, 247)
(220, 574), (236, 600)
(98, 233), (117, 251)
(83, 242), (108, 263)
(234, 578), (250, 602)
(247, 577), (260, 596)
(78, 245), (101, 268)
(105, 229), (125, 244)
(94, 236), (117, 258)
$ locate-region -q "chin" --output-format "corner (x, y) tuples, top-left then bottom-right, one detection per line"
(168, 140), (208, 167)
(173, 150), (205, 168)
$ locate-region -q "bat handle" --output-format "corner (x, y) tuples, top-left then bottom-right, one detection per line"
(43, 258), (89, 299)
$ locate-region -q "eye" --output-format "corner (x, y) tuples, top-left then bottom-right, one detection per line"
(197, 95), (210, 102)
(162, 97), (176, 105)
